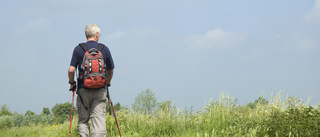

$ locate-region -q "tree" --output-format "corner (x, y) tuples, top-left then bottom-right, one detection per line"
(254, 96), (268, 105)
(132, 89), (157, 114)
(52, 102), (76, 124)
(246, 96), (268, 109)
(247, 102), (255, 109)
(114, 102), (121, 111)
(106, 102), (121, 115)
(25, 110), (35, 116)
(42, 107), (51, 115)
(0, 104), (12, 116)
(157, 101), (172, 112)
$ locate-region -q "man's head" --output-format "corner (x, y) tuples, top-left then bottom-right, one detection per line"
(85, 24), (100, 41)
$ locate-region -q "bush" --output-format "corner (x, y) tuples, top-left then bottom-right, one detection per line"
(266, 96), (320, 136)
(0, 105), (12, 116)
(12, 113), (54, 127)
(52, 102), (77, 124)
(0, 116), (13, 129)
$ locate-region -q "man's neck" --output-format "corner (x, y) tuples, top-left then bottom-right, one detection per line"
(87, 38), (98, 42)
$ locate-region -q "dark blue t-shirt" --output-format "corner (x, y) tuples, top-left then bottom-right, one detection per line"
(70, 41), (115, 69)
(70, 41), (115, 88)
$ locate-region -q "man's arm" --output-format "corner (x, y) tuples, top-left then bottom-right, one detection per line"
(68, 66), (76, 90)
(106, 69), (114, 86)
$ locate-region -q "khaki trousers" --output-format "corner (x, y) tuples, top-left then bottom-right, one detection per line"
(77, 88), (107, 137)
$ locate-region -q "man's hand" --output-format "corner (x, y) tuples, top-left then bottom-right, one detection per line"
(69, 83), (76, 91)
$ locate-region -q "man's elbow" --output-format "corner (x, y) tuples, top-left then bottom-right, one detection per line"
(68, 66), (76, 73)
(107, 69), (113, 73)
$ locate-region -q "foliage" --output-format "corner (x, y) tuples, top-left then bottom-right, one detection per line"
(25, 110), (35, 116)
(0, 119), (79, 137)
(0, 124), (46, 137)
(1, 91), (320, 137)
(132, 89), (157, 114)
(40, 118), (79, 137)
(246, 96), (268, 109)
(52, 102), (77, 124)
(114, 102), (121, 111)
(0, 113), (54, 130)
(157, 100), (172, 112)
(0, 116), (13, 129)
(106, 102), (122, 116)
(265, 96), (320, 136)
(42, 107), (51, 115)
(13, 113), (54, 127)
(105, 92), (319, 137)
(0, 105), (12, 116)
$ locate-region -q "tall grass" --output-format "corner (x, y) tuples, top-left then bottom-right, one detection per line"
(1, 92), (319, 137)
(106, 92), (320, 137)
(0, 118), (78, 137)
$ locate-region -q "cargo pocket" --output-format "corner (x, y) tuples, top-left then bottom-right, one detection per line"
(102, 100), (107, 114)
(98, 89), (107, 115)
(77, 95), (88, 119)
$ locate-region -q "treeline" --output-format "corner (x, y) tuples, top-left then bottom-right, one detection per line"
(0, 89), (293, 129)
(0, 105), (53, 129)
(0, 102), (76, 129)
(0, 100), (123, 130)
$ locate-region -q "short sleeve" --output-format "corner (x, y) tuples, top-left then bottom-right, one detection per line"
(103, 46), (115, 70)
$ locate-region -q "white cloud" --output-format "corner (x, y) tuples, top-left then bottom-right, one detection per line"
(303, 0), (320, 24)
(190, 28), (245, 50)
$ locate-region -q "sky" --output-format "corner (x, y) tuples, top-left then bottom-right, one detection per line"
(0, 0), (319, 114)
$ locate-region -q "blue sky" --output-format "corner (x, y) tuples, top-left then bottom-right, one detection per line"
(0, 0), (319, 114)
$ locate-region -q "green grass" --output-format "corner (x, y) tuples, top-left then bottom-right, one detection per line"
(107, 92), (320, 137)
(0, 125), (42, 137)
(0, 118), (78, 137)
(1, 92), (319, 137)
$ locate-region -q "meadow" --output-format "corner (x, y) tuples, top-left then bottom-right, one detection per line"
(0, 92), (319, 137)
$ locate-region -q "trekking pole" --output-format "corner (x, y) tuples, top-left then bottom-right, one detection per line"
(68, 89), (75, 137)
(106, 86), (122, 137)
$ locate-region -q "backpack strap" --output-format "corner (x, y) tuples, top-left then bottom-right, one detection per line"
(97, 43), (105, 51)
(79, 43), (89, 51)
(80, 43), (104, 51)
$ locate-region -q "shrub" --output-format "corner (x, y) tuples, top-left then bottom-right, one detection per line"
(12, 113), (54, 127)
(0, 116), (13, 129)
(52, 102), (77, 124)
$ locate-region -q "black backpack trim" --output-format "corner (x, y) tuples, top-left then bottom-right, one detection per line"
(79, 43), (104, 52)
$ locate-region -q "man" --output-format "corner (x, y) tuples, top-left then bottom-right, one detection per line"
(68, 23), (115, 137)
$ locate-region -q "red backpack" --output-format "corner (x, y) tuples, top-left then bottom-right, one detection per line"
(79, 43), (106, 89)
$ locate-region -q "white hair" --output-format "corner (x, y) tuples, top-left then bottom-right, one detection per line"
(85, 24), (100, 39)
